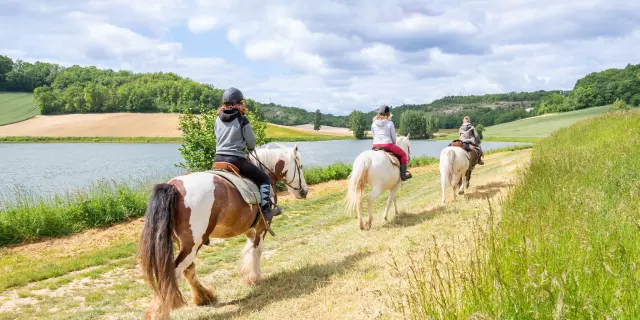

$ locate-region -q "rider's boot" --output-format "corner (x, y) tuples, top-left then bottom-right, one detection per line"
(400, 162), (412, 181)
(259, 184), (282, 222)
(477, 151), (485, 165)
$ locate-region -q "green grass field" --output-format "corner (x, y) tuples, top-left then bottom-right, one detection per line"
(0, 92), (38, 126)
(484, 105), (611, 138)
(397, 110), (640, 318)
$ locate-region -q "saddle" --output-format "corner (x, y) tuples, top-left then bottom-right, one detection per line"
(208, 162), (261, 205)
(449, 139), (473, 153)
(372, 146), (401, 168)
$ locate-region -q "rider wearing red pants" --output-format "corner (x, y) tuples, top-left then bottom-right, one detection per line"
(371, 105), (412, 181)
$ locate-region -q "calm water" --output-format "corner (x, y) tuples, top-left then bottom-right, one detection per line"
(0, 140), (526, 201)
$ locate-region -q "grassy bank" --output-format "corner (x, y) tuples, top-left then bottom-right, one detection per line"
(0, 180), (154, 246)
(394, 111), (640, 318)
(0, 93), (38, 126)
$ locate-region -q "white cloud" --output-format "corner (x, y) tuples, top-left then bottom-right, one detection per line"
(187, 16), (219, 33)
(0, 0), (639, 115)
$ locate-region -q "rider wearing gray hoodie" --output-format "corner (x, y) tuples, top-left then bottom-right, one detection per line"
(214, 87), (281, 221)
(459, 116), (484, 165)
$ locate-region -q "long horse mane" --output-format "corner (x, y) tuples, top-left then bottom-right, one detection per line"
(253, 144), (295, 168)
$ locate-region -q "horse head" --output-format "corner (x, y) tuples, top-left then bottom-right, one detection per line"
(281, 144), (309, 199)
(252, 144), (309, 199)
(396, 133), (412, 162)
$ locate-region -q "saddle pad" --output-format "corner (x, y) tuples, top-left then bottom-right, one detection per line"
(206, 170), (261, 205)
(381, 151), (400, 168)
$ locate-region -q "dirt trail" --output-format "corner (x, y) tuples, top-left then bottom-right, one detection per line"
(0, 150), (530, 320)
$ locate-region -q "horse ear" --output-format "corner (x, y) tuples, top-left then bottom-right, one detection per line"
(293, 144), (298, 154)
(406, 133), (410, 139)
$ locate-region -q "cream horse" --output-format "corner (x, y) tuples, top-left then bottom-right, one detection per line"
(345, 135), (411, 230)
(439, 146), (471, 204)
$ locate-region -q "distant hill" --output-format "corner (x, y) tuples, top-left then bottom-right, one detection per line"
(0, 93), (37, 126)
(484, 105), (611, 138)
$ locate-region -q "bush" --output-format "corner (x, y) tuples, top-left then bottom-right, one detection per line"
(610, 98), (631, 112)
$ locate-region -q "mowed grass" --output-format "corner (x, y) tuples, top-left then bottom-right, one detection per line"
(0, 92), (38, 126)
(484, 105), (610, 138)
(395, 111), (640, 319)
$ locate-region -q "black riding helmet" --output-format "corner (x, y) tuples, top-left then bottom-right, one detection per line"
(377, 104), (390, 114)
(222, 87), (244, 104)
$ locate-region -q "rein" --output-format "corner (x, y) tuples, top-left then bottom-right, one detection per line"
(249, 150), (304, 191)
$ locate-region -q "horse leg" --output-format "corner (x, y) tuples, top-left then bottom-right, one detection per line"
(367, 187), (383, 229)
(241, 229), (265, 285)
(384, 184), (400, 221)
(357, 197), (364, 230)
(452, 175), (459, 201)
(465, 168), (472, 189)
(441, 171), (447, 205)
(457, 174), (466, 195)
(184, 262), (217, 306)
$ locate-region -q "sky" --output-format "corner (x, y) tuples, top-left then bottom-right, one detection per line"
(1, 0), (639, 115)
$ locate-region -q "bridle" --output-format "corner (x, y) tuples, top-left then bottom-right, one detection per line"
(250, 150), (304, 192)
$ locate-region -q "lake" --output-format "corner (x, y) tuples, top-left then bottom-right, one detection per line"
(0, 140), (527, 201)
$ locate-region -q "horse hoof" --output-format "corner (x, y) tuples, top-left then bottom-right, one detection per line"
(458, 190), (465, 195)
(193, 289), (217, 306)
(243, 274), (265, 286)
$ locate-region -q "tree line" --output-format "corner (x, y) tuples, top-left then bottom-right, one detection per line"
(1, 54), (636, 132)
(0, 55), (343, 124)
(537, 63), (640, 114)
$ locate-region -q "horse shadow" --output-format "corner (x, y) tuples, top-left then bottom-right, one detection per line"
(465, 180), (513, 200)
(382, 206), (446, 228)
(190, 251), (371, 319)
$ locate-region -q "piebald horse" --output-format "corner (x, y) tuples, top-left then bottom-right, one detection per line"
(138, 145), (309, 320)
(439, 145), (472, 204)
(345, 135), (411, 230)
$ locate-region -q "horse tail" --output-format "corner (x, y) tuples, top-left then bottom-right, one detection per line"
(345, 156), (371, 216)
(446, 149), (456, 183)
(138, 183), (185, 312)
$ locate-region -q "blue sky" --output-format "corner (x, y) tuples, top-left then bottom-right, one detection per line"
(1, 0), (639, 115)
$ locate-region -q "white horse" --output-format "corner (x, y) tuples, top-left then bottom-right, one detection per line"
(345, 135), (411, 230)
(439, 146), (471, 204)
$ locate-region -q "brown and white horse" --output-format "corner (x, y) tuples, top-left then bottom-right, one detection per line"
(138, 145), (309, 320)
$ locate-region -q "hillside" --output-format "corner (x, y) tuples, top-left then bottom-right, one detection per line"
(483, 105), (610, 138)
(0, 93), (37, 126)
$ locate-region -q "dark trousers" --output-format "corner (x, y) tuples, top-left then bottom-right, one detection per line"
(214, 154), (270, 187)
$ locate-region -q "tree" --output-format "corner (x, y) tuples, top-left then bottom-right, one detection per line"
(476, 124), (485, 140)
(313, 109), (322, 131)
(178, 107), (267, 172)
(425, 115), (440, 138)
(399, 110), (427, 139)
(0, 55), (13, 89)
(348, 110), (367, 139)
(609, 98), (630, 112)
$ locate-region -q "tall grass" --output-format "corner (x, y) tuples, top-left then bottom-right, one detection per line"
(0, 180), (154, 246)
(391, 111), (640, 319)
